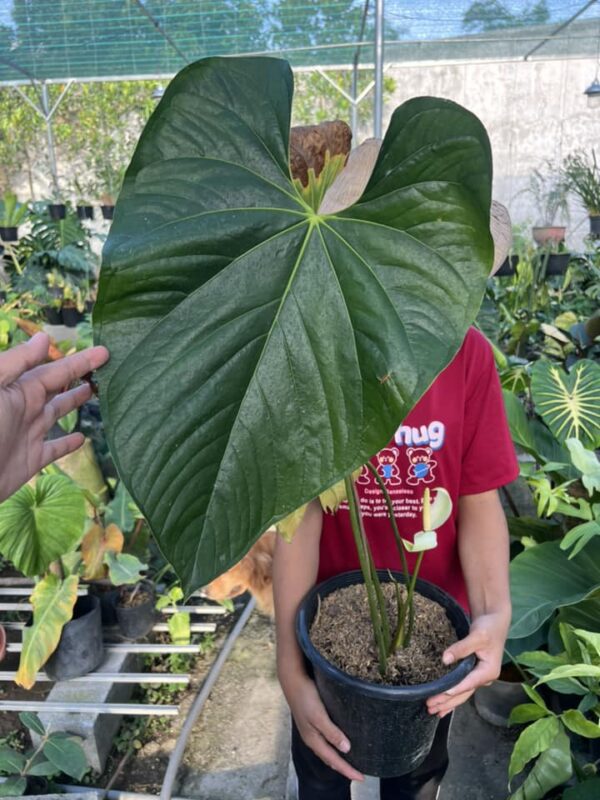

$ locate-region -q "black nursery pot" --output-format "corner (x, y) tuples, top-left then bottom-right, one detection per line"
(0, 226), (18, 242)
(61, 306), (84, 327)
(589, 215), (600, 237)
(76, 204), (94, 220)
(116, 581), (157, 639)
(47, 203), (66, 220)
(88, 584), (120, 626)
(100, 205), (114, 220)
(45, 595), (104, 681)
(297, 570), (476, 778)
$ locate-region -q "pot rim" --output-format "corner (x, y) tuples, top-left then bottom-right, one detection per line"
(297, 570), (476, 701)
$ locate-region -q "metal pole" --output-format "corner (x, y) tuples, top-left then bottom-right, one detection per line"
(351, 63), (359, 142)
(41, 82), (59, 196)
(374, 0), (384, 138)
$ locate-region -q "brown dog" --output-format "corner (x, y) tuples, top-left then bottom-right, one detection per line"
(203, 529), (276, 616)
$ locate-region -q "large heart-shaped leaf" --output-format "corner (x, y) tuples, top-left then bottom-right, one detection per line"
(93, 56), (493, 592)
(16, 574), (79, 689)
(510, 538), (600, 639)
(531, 360), (600, 450)
(0, 475), (86, 577)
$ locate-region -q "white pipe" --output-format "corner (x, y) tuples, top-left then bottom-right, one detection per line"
(0, 701), (178, 715)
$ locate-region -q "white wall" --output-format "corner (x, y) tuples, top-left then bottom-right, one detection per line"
(385, 57), (600, 250)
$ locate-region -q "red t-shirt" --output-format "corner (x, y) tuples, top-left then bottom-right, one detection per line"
(318, 327), (519, 611)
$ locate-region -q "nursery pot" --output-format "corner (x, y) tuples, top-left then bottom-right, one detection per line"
(45, 594), (104, 681)
(532, 225), (566, 246)
(47, 203), (66, 220)
(0, 226), (18, 242)
(297, 570), (476, 777)
(76, 204), (94, 220)
(474, 663), (528, 727)
(494, 254), (519, 277)
(589, 215), (600, 237)
(42, 306), (62, 325)
(61, 306), (84, 327)
(100, 204), (115, 220)
(545, 253), (571, 276)
(88, 584), (120, 626)
(116, 581), (157, 639)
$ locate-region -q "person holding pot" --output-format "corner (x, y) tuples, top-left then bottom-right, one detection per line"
(273, 144), (518, 799)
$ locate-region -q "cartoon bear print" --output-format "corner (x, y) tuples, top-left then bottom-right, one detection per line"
(406, 447), (437, 485)
(356, 464), (371, 485)
(375, 447), (402, 485)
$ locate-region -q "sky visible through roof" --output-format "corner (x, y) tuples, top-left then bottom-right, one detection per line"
(0, 0), (598, 83)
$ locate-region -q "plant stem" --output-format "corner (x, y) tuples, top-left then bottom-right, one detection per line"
(404, 551), (425, 648)
(366, 462), (410, 584)
(344, 475), (388, 676)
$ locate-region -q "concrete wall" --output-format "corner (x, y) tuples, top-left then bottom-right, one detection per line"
(384, 57), (600, 250)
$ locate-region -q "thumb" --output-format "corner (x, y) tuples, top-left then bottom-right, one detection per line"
(442, 630), (482, 666)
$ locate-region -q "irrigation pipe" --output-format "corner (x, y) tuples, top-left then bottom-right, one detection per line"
(55, 595), (257, 800)
(160, 595), (257, 800)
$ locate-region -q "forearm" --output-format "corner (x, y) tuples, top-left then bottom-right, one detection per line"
(273, 499), (323, 689)
(457, 489), (511, 626)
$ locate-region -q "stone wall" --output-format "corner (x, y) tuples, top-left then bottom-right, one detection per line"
(385, 57), (599, 250)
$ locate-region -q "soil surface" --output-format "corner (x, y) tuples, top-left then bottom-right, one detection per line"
(118, 584), (154, 609)
(310, 583), (457, 685)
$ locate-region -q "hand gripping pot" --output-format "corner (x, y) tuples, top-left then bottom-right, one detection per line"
(296, 570), (476, 778)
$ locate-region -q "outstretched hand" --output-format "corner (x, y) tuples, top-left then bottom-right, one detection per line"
(426, 610), (510, 718)
(0, 332), (109, 503)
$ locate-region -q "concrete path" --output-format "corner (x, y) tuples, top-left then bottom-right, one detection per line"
(176, 609), (516, 800)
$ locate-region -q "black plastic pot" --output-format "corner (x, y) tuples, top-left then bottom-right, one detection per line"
(61, 306), (84, 327)
(589, 215), (600, 237)
(100, 205), (115, 220)
(0, 226), (18, 242)
(47, 203), (66, 220)
(297, 571), (475, 777)
(494, 254), (519, 277)
(116, 581), (157, 639)
(45, 595), (104, 681)
(88, 584), (120, 626)
(545, 253), (571, 276)
(42, 306), (62, 325)
(76, 204), (94, 220)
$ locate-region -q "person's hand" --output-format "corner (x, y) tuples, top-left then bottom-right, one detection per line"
(283, 671), (364, 782)
(426, 610), (510, 719)
(0, 332), (109, 503)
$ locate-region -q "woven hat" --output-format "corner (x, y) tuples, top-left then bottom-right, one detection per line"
(321, 138), (512, 276)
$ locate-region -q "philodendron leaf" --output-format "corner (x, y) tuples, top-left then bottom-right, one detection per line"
(0, 475), (86, 576)
(93, 56), (493, 592)
(16, 574), (79, 690)
(566, 438), (600, 495)
(43, 735), (88, 781)
(104, 552), (147, 585)
(0, 776), (26, 796)
(510, 538), (600, 639)
(531, 360), (600, 449)
(0, 746), (25, 773)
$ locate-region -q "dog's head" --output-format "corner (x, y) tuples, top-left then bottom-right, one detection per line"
(202, 530), (276, 608)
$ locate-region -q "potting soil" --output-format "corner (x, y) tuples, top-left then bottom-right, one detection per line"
(310, 583), (457, 685)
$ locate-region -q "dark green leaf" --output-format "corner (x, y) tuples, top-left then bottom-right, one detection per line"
(43, 736), (88, 780)
(0, 747), (25, 775)
(93, 56), (493, 591)
(510, 539), (600, 639)
(0, 775), (26, 796)
(27, 760), (58, 777)
(18, 712), (45, 737)
(579, 693), (598, 715)
(508, 517), (562, 544)
(104, 481), (136, 534)
(563, 778), (600, 800)
(521, 682), (549, 711)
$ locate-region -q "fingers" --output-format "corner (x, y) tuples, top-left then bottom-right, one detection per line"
(427, 687), (475, 718)
(301, 723), (364, 782)
(44, 383), (92, 430)
(40, 433), (85, 468)
(441, 629), (485, 666)
(0, 333), (50, 387)
(28, 345), (109, 395)
(427, 660), (500, 717)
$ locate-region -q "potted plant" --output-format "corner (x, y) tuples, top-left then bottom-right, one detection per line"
(72, 177), (95, 221)
(0, 191), (29, 242)
(46, 192), (67, 221)
(519, 165), (570, 247)
(93, 57), (495, 775)
(562, 150), (600, 237)
(0, 711), (89, 796)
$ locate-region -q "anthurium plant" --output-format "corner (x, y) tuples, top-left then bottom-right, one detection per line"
(93, 55), (493, 598)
